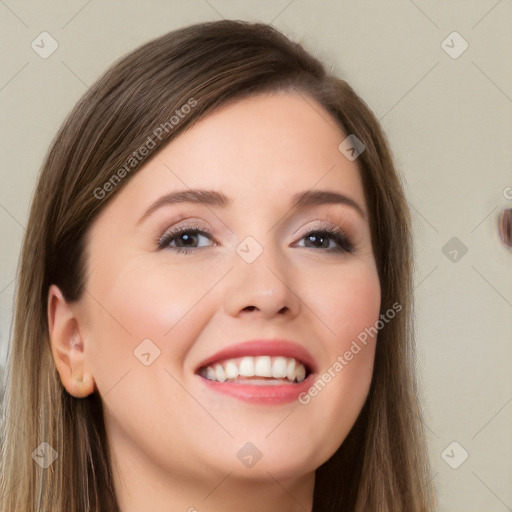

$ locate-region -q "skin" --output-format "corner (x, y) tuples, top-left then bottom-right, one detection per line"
(48, 91), (381, 512)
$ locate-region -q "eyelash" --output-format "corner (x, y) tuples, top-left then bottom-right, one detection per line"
(157, 221), (355, 255)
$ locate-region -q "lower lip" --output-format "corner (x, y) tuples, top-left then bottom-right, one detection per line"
(198, 374), (315, 404)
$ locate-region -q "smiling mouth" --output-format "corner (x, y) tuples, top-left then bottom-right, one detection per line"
(197, 355), (310, 385)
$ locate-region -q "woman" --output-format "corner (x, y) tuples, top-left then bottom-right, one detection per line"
(0, 20), (437, 511)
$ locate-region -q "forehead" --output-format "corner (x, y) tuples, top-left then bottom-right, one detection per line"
(96, 92), (366, 222)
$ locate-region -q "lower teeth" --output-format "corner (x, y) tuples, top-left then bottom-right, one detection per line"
(227, 377), (294, 385)
(203, 374), (305, 384)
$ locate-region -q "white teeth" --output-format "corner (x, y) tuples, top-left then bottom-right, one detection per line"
(272, 357), (287, 379)
(201, 356), (308, 384)
(239, 357), (255, 377)
(254, 356), (272, 377)
(295, 363), (306, 383)
(225, 360), (239, 379)
(206, 366), (216, 380)
(286, 358), (296, 381)
(214, 364), (226, 382)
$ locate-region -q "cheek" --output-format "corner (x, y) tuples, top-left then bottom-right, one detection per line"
(305, 259), (381, 349)
(297, 260), (381, 429)
(83, 257), (226, 388)
(324, 261), (381, 389)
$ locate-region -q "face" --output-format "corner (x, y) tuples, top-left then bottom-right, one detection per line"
(57, 92), (380, 493)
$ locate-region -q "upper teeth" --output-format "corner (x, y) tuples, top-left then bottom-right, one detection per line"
(201, 356), (307, 383)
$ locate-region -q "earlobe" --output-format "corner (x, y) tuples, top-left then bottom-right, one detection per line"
(47, 284), (96, 398)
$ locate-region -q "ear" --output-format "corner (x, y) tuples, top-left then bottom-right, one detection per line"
(47, 284), (96, 398)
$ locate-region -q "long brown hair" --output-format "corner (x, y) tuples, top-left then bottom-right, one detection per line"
(0, 20), (437, 511)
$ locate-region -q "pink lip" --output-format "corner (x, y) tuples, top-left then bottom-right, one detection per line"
(199, 374), (315, 404)
(195, 339), (317, 373)
(195, 339), (317, 405)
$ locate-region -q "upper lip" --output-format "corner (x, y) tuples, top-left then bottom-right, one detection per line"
(195, 339), (318, 374)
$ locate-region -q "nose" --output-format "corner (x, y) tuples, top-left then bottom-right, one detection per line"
(222, 244), (302, 320)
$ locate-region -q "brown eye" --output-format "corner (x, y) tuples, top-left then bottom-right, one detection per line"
(297, 229), (354, 254)
(158, 227), (214, 254)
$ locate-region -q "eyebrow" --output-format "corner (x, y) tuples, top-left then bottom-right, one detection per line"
(137, 188), (366, 225)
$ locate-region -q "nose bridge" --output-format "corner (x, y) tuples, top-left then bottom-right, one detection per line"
(222, 233), (301, 318)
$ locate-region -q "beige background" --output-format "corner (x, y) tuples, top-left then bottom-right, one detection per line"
(1, 1), (511, 510)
